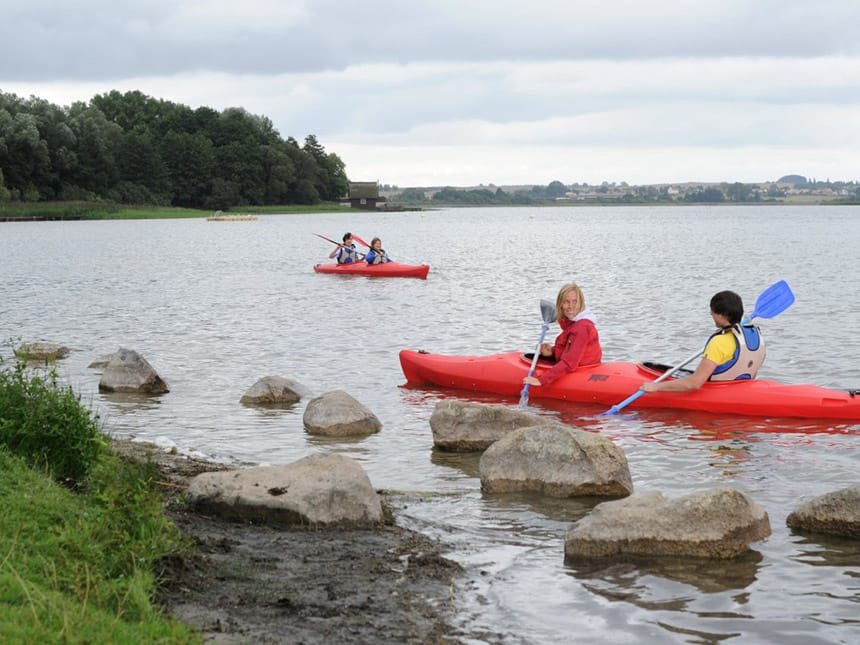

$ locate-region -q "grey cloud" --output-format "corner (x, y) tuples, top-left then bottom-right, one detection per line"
(3, 0), (860, 82)
(283, 53), (860, 143)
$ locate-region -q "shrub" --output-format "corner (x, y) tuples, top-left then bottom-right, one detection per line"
(0, 356), (106, 482)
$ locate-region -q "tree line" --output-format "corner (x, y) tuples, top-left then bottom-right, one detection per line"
(390, 179), (859, 205)
(0, 90), (349, 209)
(392, 181), (571, 205)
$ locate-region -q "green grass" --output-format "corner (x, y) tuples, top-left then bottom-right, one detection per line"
(0, 449), (199, 642)
(100, 203), (351, 218)
(0, 201), (351, 220)
(0, 353), (200, 642)
(237, 203), (351, 214)
(89, 206), (208, 219)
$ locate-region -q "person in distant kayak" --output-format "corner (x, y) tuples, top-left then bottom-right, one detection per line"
(522, 283), (602, 388)
(364, 237), (392, 264)
(641, 290), (765, 393)
(329, 232), (361, 264)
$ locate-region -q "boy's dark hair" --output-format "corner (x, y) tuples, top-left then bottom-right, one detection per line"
(342, 232), (352, 243)
(710, 290), (744, 326)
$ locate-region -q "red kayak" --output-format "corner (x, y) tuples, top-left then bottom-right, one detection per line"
(399, 350), (860, 420)
(313, 262), (430, 279)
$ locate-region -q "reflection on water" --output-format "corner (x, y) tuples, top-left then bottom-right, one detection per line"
(239, 401), (301, 412)
(566, 551), (764, 595)
(2, 206), (860, 643)
(430, 449), (482, 479)
(304, 434), (377, 450)
(480, 490), (598, 524)
(98, 392), (164, 414)
(790, 533), (860, 568)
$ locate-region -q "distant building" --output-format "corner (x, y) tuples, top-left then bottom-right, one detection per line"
(344, 181), (387, 209)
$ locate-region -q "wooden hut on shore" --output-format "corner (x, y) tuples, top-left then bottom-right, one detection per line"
(343, 182), (387, 210)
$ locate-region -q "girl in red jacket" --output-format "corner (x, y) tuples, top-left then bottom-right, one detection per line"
(523, 283), (602, 388)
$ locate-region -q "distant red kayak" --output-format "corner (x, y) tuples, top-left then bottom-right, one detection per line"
(313, 262), (430, 279)
(399, 350), (860, 420)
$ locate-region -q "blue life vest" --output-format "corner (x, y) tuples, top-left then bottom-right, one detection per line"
(366, 249), (391, 264)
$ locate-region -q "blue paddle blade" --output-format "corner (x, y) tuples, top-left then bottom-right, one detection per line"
(749, 280), (794, 320)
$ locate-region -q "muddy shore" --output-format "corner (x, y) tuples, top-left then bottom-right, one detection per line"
(112, 438), (464, 643)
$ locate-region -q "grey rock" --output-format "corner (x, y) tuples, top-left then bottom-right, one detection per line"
(16, 341), (69, 361)
(565, 487), (771, 559)
(88, 352), (118, 369)
(430, 400), (552, 451)
(186, 453), (383, 527)
(786, 484), (860, 538)
(479, 422), (633, 497)
(240, 376), (309, 405)
(303, 390), (382, 436)
(98, 347), (169, 394)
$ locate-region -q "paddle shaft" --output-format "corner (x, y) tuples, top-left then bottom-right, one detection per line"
(314, 232), (341, 246)
(518, 320), (552, 407)
(602, 348), (702, 414)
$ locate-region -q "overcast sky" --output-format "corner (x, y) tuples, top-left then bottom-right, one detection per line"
(2, 0), (859, 187)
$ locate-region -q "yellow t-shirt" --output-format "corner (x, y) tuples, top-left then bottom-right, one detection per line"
(704, 333), (737, 366)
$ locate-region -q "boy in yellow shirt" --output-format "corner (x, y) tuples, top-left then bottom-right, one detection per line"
(642, 290), (765, 393)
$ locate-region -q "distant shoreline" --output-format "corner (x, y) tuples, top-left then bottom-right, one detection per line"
(0, 202), (352, 222)
(1, 198), (857, 222)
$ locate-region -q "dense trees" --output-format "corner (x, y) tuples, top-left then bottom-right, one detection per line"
(0, 90), (349, 208)
(393, 187), (428, 202)
(683, 187), (726, 202)
(426, 186), (539, 205)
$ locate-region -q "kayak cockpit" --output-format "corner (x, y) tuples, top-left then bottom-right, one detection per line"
(517, 354), (694, 379)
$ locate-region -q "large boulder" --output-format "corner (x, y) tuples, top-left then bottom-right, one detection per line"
(303, 390), (382, 436)
(240, 376), (309, 406)
(564, 488), (771, 560)
(430, 400), (552, 451)
(479, 423), (633, 498)
(98, 348), (169, 394)
(786, 484), (860, 538)
(186, 453), (383, 527)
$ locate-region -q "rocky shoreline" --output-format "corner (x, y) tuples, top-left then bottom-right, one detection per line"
(111, 438), (463, 643)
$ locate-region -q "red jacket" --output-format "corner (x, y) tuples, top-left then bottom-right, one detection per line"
(538, 317), (602, 386)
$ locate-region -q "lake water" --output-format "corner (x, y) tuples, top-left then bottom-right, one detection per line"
(2, 205), (859, 643)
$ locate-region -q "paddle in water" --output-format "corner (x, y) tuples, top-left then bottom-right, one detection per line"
(601, 279), (795, 415)
(518, 299), (558, 408)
